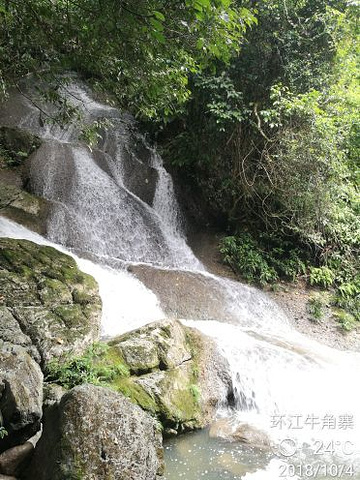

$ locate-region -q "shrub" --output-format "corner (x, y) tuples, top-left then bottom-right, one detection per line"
(309, 267), (335, 289)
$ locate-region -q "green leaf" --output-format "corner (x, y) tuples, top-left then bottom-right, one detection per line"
(153, 11), (165, 22)
(150, 18), (164, 32)
(151, 30), (166, 44)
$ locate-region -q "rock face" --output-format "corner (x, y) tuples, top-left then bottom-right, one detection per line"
(109, 319), (233, 432)
(0, 126), (47, 234)
(25, 384), (164, 480)
(0, 182), (48, 235)
(0, 343), (43, 452)
(0, 238), (102, 367)
(128, 265), (238, 323)
(0, 127), (40, 170)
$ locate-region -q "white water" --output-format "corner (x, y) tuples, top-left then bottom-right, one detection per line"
(1, 81), (360, 479)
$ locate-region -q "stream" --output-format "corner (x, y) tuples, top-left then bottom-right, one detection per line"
(1, 81), (360, 479)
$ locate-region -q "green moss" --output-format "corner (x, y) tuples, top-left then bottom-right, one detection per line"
(46, 343), (130, 387)
(40, 278), (72, 305)
(104, 345), (128, 367)
(53, 305), (86, 328)
(72, 288), (92, 305)
(160, 368), (201, 424)
(113, 377), (158, 414)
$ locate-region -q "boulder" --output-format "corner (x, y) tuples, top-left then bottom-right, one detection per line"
(0, 441), (34, 476)
(128, 265), (238, 323)
(0, 343), (43, 452)
(25, 384), (164, 480)
(232, 423), (270, 449)
(112, 318), (191, 374)
(0, 238), (102, 367)
(109, 319), (233, 432)
(209, 418), (271, 450)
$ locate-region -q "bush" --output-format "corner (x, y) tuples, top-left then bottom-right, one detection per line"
(309, 267), (335, 289)
(219, 233), (309, 286)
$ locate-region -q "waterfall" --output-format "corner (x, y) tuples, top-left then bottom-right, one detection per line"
(1, 81), (360, 479)
(4, 81), (202, 269)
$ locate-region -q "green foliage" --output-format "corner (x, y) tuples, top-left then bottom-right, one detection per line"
(308, 294), (326, 321)
(334, 309), (357, 331)
(219, 233), (309, 286)
(0, 0), (255, 120)
(160, 0), (359, 326)
(0, 426), (8, 439)
(46, 343), (129, 389)
(189, 384), (201, 405)
(79, 118), (113, 150)
(333, 275), (360, 322)
(309, 267), (335, 289)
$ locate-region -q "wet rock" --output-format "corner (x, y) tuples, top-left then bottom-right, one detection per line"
(210, 418), (270, 450)
(0, 441), (34, 476)
(0, 182), (49, 235)
(209, 417), (234, 439)
(128, 265), (237, 322)
(0, 343), (43, 452)
(233, 423), (270, 449)
(96, 127), (159, 206)
(0, 238), (101, 367)
(0, 127), (40, 164)
(121, 142), (158, 206)
(25, 384), (164, 480)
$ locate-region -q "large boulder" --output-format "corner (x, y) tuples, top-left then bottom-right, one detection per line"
(0, 343), (43, 452)
(25, 384), (164, 480)
(0, 238), (102, 367)
(109, 319), (233, 432)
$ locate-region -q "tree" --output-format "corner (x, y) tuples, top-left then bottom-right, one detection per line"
(0, 0), (256, 119)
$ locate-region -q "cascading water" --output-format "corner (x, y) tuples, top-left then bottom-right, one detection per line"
(1, 81), (360, 479)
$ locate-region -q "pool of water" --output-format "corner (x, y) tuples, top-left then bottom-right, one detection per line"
(163, 428), (272, 480)
(163, 428), (360, 480)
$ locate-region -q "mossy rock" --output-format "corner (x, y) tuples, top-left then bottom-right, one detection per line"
(24, 385), (164, 480)
(0, 238), (101, 366)
(107, 320), (233, 433)
(43, 320), (233, 434)
(0, 126), (40, 169)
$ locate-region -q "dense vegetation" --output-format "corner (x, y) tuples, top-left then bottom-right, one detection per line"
(0, 0), (255, 119)
(159, 0), (360, 328)
(0, 0), (359, 327)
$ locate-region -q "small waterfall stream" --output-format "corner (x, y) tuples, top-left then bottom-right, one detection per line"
(1, 82), (360, 479)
